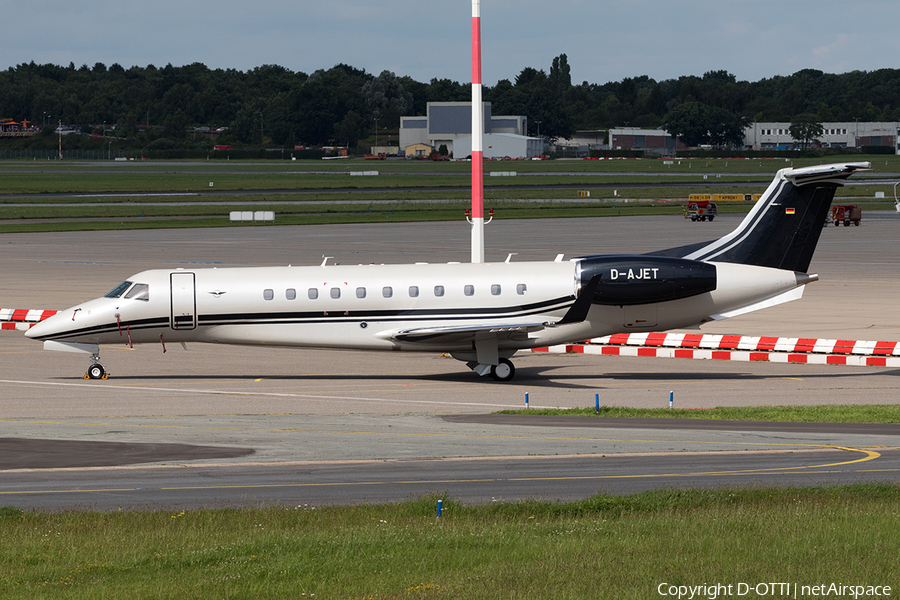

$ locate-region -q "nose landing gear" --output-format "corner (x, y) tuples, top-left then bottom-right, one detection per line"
(84, 353), (108, 380)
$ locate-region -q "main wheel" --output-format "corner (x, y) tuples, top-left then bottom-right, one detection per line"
(490, 358), (516, 382)
(87, 364), (105, 380)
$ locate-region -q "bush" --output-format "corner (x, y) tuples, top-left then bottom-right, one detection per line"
(589, 149), (645, 158)
(861, 145), (895, 155)
(146, 138), (179, 150)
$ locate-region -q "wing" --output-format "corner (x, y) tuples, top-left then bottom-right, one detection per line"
(389, 321), (551, 345)
(384, 275), (602, 348)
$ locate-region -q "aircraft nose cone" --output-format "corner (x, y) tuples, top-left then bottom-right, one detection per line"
(24, 317), (50, 338)
(24, 312), (67, 339)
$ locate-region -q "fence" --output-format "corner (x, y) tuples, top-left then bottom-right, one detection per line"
(0, 148), (328, 160)
(0, 149), (131, 160)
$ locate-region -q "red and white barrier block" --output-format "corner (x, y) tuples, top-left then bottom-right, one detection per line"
(0, 308), (58, 331)
(531, 332), (900, 367)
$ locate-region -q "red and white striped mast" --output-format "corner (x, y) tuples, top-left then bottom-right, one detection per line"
(470, 0), (485, 263)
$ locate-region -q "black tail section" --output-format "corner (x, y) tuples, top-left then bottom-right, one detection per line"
(651, 162), (870, 273)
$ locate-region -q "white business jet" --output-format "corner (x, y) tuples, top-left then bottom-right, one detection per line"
(25, 161), (869, 381)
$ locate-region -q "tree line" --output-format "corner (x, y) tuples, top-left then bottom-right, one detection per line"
(2, 56), (900, 150)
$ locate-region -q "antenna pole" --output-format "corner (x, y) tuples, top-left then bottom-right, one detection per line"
(470, 0), (484, 263)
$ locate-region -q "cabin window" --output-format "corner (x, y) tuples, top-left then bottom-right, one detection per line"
(491, 284), (501, 296)
(356, 287), (366, 299)
(105, 281), (133, 299)
(383, 286), (393, 298)
(517, 283), (527, 295)
(125, 283), (150, 301)
(330, 287), (341, 299)
(409, 286), (419, 298)
(434, 285), (444, 297)
(464, 284), (474, 296)
(308, 288), (318, 300)
(286, 288), (296, 300)
(263, 289), (274, 301)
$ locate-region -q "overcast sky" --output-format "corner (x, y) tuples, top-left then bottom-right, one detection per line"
(3, 1), (898, 86)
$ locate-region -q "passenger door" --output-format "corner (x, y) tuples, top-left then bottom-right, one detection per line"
(170, 272), (197, 330)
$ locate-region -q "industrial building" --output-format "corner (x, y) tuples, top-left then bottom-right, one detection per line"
(399, 102), (539, 159)
(607, 128), (687, 155)
(582, 122), (900, 155)
(746, 122), (899, 152)
(453, 133), (543, 160)
(403, 105), (900, 157)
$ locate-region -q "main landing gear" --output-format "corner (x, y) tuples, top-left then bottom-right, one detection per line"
(85, 352), (108, 380)
(490, 358), (516, 382)
(467, 357), (516, 382)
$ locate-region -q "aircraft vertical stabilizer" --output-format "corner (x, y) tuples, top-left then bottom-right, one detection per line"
(652, 162), (870, 273)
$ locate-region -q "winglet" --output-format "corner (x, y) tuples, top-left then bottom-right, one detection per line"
(557, 274), (602, 325)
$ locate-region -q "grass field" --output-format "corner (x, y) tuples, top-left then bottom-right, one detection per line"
(499, 404), (900, 423)
(1, 485), (898, 599)
(3, 153), (898, 175)
(0, 155), (896, 233)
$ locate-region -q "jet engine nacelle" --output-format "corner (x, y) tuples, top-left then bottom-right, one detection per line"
(576, 255), (717, 306)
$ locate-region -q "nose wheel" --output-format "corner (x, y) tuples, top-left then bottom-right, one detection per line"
(85, 353), (108, 380)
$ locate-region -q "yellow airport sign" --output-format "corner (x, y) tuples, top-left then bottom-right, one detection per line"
(688, 193), (761, 203)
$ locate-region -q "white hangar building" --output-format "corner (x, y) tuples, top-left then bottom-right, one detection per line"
(400, 102), (540, 159)
(746, 122), (900, 152)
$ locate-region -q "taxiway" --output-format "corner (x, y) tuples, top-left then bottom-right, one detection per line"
(1, 212), (898, 509)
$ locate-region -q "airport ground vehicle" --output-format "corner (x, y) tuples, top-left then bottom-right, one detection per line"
(829, 204), (861, 226)
(686, 200), (717, 222)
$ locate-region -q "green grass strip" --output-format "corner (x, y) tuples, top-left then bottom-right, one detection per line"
(498, 404), (900, 423)
(1, 484), (898, 599)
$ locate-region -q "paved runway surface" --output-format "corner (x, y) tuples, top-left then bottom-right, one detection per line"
(2, 211), (899, 510)
(2, 448), (897, 512)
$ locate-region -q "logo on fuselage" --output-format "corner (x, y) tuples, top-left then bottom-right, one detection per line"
(208, 290), (227, 298)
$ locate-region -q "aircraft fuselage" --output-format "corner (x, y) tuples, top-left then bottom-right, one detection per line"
(27, 258), (806, 358)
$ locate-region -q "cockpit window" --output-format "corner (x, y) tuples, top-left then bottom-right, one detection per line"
(104, 281), (133, 298)
(124, 283), (150, 301)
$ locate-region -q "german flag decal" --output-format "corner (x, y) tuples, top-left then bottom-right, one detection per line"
(785, 207), (796, 215)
